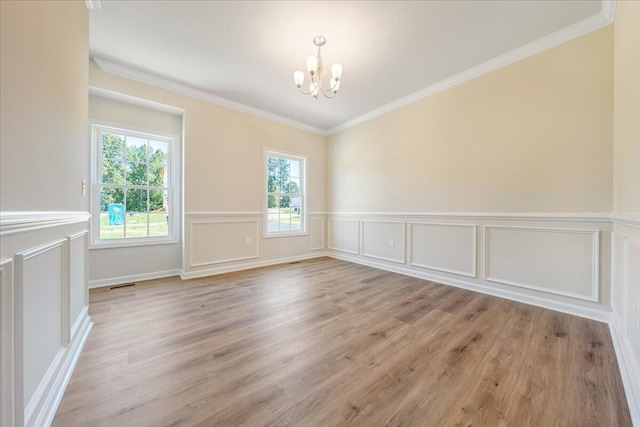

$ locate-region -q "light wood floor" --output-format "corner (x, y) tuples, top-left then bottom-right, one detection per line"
(53, 257), (631, 426)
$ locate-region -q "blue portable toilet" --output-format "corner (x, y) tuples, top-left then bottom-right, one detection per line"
(108, 204), (124, 225)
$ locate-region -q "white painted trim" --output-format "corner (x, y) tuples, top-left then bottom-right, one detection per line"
(310, 218), (325, 251)
(484, 225), (600, 302)
(92, 2), (615, 136)
(180, 252), (329, 280)
(326, 211), (611, 222)
(0, 212), (91, 236)
(408, 222), (477, 278)
(360, 220), (406, 264)
(85, 0), (101, 10)
(92, 57), (326, 136)
(325, 11), (614, 135)
(263, 148), (308, 238)
(327, 218), (360, 255)
(15, 238), (69, 426)
(34, 310), (92, 427)
(610, 317), (640, 426)
(326, 251), (611, 323)
(613, 216), (640, 230)
(0, 259), (15, 427)
(89, 269), (181, 289)
(611, 232), (619, 314)
(89, 120), (181, 249)
(188, 220), (260, 268)
(89, 86), (185, 116)
(601, 0), (617, 22)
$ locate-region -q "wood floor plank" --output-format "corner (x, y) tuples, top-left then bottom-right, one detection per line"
(53, 257), (631, 426)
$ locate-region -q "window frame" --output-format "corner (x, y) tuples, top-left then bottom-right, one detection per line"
(90, 121), (180, 249)
(263, 148), (308, 238)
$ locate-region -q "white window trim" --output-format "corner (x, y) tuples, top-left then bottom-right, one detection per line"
(90, 120), (180, 249)
(263, 148), (308, 239)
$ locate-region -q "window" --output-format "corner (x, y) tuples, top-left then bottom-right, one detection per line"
(265, 150), (306, 236)
(91, 123), (178, 247)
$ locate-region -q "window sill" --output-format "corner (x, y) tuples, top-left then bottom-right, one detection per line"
(263, 231), (308, 239)
(90, 237), (179, 250)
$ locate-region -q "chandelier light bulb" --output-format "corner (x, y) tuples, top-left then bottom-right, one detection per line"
(306, 56), (318, 75)
(332, 63), (342, 80)
(294, 36), (341, 100)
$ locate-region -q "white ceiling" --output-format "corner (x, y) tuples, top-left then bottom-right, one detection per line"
(89, 1), (606, 131)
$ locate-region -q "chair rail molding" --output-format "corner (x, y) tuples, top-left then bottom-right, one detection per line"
(0, 212), (91, 236)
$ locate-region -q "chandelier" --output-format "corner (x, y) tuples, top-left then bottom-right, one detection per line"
(293, 36), (342, 100)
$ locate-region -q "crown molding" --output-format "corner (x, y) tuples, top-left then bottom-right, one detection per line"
(601, 0), (617, 22)
(92, 57), (327, 136)
(85, 0), (101, 10)
(325, 7), (614, 135)
(92, 1), (614, 137)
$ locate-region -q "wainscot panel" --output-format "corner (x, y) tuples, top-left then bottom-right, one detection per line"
(410, 222), (476, 277)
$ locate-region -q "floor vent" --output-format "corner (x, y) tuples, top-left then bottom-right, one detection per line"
(110, 283), (136, 290)
(289, 261), (301, 264)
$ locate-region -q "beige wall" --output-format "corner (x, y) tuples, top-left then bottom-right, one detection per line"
(0, 2), (91, 425)
(613, 1), (640, 222)
(89, 61), (326, 214)
(89, 61), (326, 277)
(1, 1), (89, 212)
(326, 27), (613, 214)
(89, 95), (183, 136)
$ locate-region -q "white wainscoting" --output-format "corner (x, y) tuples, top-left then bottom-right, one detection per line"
(328, 218), (360, 254)
(16, 239), (69, 419)
(184, 213), (328, 279)
(485, 226), (599, 302)
(1, 258), (15, 427)
(610, 219), (640, 426)
(68, 231), (88, 336)
(1, 212), (92, 427)
(310, 218), (325, 251)
(326, 213), (610, 321)
(189, 220), (260, 268)
(361, 220), (405, 264)
(410, 222), (476, 277)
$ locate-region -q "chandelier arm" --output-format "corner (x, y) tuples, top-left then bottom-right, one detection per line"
(320, 89), (337, 99)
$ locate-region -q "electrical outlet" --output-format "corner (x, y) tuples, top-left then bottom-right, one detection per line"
(81, 178), (87, 196)
(245, 237), (251, 246)
(389, 238), (395, 248)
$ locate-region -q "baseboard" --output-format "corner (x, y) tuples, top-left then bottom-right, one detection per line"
(25, 308), (92, 427)
(610, 318), (640, 425)
(326, 252), (611, 323)
(180, 252), (329, 280)
(89, 269), (182, 289)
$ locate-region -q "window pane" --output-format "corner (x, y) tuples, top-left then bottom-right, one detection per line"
(289, 177), (300, 194)
(265, 153), (304, 234)
(267, 175), (277, 193)
(149, 140), (169, 164)
(277, 158), (290, 192)
(290, 160), (300, 178)
(100, 187), (125, 239)
(101, 132), (125, 160)
(126, 136), (148, 163)
(101, 159), (124, 184)
(125, 189), (148, 238)
(149, 163), (167, 187)
(149, 190), (169, 237)
(289, 197), (302, 231)
(126, 162), (148, 185)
